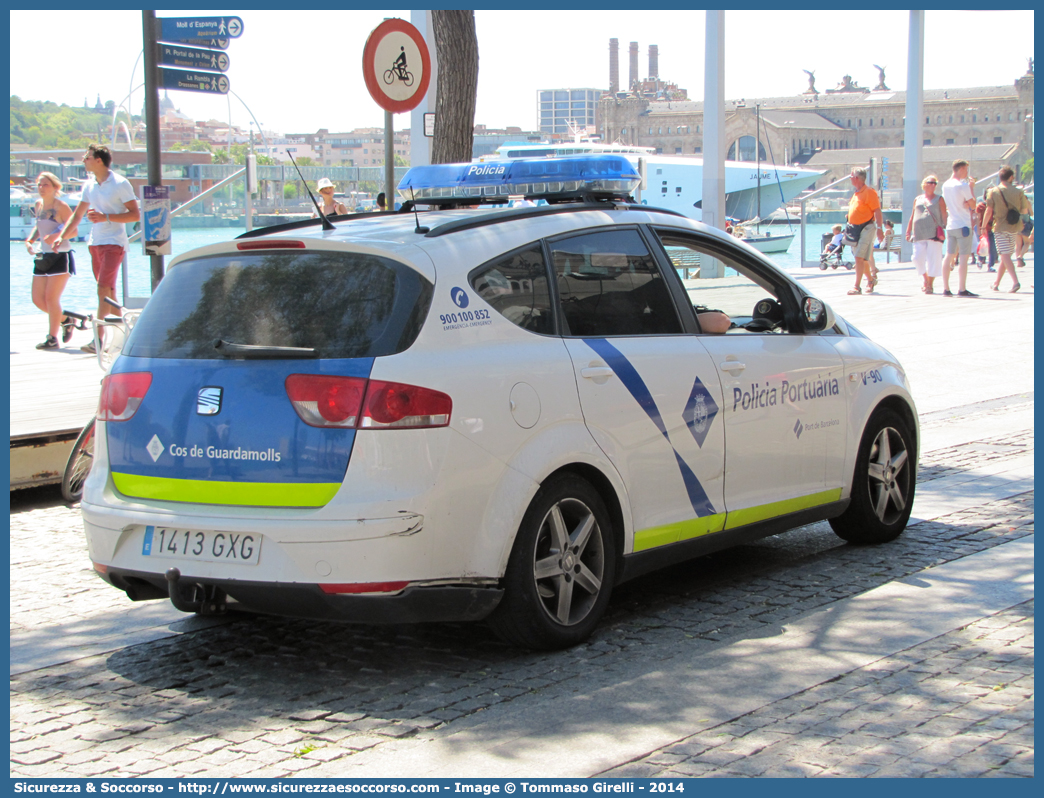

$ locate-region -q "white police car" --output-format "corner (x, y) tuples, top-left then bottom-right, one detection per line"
(81, 156), (917, 649)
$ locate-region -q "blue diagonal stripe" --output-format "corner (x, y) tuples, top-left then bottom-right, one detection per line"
(583, 338), (716, 517)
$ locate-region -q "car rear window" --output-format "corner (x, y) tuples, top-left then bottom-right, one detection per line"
(124, 251), (433, 359)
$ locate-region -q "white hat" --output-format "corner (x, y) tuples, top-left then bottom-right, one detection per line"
(316, 177), (335, 190)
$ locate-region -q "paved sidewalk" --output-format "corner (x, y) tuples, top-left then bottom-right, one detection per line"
(602, 601), (1033, 778)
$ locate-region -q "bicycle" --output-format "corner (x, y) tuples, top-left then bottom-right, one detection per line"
(383, 64), (414, 87)
(60, 297), (141, 503)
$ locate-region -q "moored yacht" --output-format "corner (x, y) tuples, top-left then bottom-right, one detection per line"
(483, 140), (824, 223)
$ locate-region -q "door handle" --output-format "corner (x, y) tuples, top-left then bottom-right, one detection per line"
(719, 360), (746, 373)
(581, 367), (615, 379)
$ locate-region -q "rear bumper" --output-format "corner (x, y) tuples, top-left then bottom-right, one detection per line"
(102, 567), (504, 624)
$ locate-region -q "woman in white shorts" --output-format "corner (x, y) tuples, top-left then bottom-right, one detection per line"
(905, 175), (947, 294)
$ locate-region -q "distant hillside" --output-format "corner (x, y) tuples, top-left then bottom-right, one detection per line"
(10, 96), (130, 149)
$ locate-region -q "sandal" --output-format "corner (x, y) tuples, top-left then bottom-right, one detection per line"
(847, 287), (862, 295)
(1017, 258), (1025, 267)
(991, 284), (1000, 292)
(1010, 283), (1021, 293)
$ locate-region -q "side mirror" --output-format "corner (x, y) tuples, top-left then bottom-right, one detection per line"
(802, 296), (835, 332)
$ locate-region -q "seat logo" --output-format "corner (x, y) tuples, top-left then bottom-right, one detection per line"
(197, 387), (222, 415)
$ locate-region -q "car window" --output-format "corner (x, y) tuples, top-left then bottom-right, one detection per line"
(124, 252), (433, 359)
(550, 229), (682, 337)
(470, 245), (555, 335)
(654, 232), (798, 333)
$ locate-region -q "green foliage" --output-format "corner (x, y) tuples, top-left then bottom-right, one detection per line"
(1020, 157), (1033, 183)
(294, 157), (316, 166)
(284, 183), (298, 200)
(10, 95), (120, 149)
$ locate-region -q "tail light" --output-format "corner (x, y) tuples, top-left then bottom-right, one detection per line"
(361, 380), (452, 429)
(285, 375), (366, 427)
(285, 375), (451, 429)
(98, 372), (153, 421)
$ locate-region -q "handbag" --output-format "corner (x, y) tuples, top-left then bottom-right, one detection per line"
(843, 218), (873, 244)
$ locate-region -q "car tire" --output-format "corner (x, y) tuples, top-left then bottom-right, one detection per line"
(830, 408), (915, 544)
(489, 474), (615, 650)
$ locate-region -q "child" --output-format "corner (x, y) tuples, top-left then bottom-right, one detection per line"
(824, 224), (844, 255)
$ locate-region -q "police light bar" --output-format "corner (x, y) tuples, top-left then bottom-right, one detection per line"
(397, 155), (640, 205)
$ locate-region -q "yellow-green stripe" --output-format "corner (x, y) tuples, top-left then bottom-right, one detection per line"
(633, 488), (842, 552)
(634, 512), (727, 552)
(112, 472), (340, 507)
(723, 488), (842, 530)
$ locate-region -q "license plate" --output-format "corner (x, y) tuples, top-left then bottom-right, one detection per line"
(142, 525), (261, 566)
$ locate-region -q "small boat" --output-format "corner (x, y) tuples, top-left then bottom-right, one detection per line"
(740, 104), (796, 254)
(730, 224), (795, 253)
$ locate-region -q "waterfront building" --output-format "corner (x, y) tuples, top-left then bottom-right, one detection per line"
(598, 40), (1034, 186)
(284, 128), (411, 168)
(538, 88), (601, 137)
(9, 149), (215, 205)
(471, 125), (544, 159)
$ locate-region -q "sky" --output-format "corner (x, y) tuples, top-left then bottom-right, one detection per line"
(9, 8), (1035, 138)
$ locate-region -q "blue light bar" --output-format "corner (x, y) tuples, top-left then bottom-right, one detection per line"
(397, 155), (640, 204)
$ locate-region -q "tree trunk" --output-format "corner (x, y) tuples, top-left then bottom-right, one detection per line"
(431, 10), (478, 164)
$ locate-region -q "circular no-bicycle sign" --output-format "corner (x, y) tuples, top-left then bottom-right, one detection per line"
(362, 18), (431, 114)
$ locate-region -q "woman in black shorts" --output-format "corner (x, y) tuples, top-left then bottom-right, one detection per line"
(25, 172), (77, 350)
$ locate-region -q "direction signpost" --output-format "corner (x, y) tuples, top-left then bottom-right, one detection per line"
(159, 43), (229, 72)
(160, 69), (230, 95)
(143, 12), (245, 286)
(159, 16), (243, 44)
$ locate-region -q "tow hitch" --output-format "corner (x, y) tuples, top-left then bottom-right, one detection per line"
(165, 567), (227, 615)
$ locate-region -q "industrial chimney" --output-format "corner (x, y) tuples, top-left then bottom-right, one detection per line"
(609, 38), (619, 94)
(649, 45), (659, 81)
(629, 42), (639, 91)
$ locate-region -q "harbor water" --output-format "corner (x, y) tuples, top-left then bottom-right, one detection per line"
(10, 222), (846, 318)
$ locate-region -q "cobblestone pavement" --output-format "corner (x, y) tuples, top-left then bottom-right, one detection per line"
(10, 425), (1034, 778)
(601, 601), (1033, 778)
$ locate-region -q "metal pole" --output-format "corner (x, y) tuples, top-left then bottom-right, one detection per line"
(902, 10), (925, 263)
(384, 110), (394, 210)
(141, 11), (164, 289)
(246, 125), (254, 231)
(701, 10), (726, 277)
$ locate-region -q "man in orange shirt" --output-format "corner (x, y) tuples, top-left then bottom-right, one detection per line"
(844, 167), (884, 294)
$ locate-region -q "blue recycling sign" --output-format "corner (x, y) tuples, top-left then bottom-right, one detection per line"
(160, 16), (243, 44)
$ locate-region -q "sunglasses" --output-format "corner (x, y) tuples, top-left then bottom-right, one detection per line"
(925, 180), (937, 184)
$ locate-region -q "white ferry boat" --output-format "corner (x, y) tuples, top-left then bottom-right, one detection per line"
(483, 141), (824, 223)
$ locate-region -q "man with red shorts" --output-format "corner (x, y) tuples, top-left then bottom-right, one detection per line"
(50, 144), (140, 352)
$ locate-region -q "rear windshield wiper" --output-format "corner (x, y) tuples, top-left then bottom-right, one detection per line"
(214, 340), (318, 359)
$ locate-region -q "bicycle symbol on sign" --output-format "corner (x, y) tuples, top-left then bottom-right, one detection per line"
(383, 46), (414, 87)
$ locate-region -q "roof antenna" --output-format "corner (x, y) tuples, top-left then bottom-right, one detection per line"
(286, 150), (334, 231)
(410, 188), (429, 234)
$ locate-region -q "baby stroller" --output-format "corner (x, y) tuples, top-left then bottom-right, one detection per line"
(820, 232), (853, 270)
